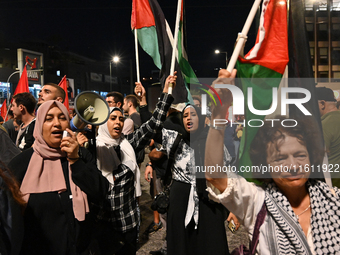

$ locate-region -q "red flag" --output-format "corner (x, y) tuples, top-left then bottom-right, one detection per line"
(131, 0), (155, 30)
(13, 65), (29, 95)
(0, 99), (7, 121)
(58, 75), (69, 110)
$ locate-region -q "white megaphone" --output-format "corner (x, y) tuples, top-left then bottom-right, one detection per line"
(70, 91), (110, 131)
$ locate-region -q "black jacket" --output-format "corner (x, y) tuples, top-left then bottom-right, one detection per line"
(8, 147), (110, 255)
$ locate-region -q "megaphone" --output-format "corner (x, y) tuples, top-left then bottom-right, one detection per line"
(70, 91), (110, 131)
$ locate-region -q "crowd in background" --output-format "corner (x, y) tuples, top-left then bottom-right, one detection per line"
(0, 69), (340, 255)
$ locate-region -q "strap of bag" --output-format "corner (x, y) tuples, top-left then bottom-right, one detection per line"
(163, 133), (182, 186)
(250, 202), (267, 254)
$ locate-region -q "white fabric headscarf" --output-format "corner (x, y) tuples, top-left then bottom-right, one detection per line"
(96, 107), (139, 185)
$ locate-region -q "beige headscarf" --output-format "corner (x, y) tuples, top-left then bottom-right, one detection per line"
(20, 100), (89, 221)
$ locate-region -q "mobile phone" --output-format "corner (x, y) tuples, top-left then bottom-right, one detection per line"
(228, 219), (236, 233)
(63, 130), (71, 138)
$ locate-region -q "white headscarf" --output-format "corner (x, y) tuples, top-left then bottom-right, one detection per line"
(96, 107), (139, 184)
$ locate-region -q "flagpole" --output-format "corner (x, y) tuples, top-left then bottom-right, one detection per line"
(169, 0), (182, 95)
(134, 30), (141, 84)
(226, 0), (263, 73)
(134, 29), (141, 96)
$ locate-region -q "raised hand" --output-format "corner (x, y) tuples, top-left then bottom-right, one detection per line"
(135, 82), (146, 99)
(210, 69), (237, 121)
(163, 71), (177, 94)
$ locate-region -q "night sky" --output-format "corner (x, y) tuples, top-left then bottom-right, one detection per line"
(0, 0), (257, 77)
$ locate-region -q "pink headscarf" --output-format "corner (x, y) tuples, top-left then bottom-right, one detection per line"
(20, 100), (89, 221)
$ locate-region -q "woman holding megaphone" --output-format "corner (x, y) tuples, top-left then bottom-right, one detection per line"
(8, 100), (110, 254)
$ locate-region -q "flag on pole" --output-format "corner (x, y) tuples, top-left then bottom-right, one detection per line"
(287, 0), (320, 121)
(13, 65), (29, 96)
(58, 75), (69, 110)
(236, 0), (289, 172)
(131, 0), (162, 69)
(0, 99), (7, 121)
(131, 0), (189, 103)
(176, 0), (199, 85)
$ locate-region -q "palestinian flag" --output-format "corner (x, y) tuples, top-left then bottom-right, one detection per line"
(131, 0), (161, 69)
(176, 0), (199, 86)
(58, 75), (69, 111)
(236, 0), (289, 172)
(131, 0), (188, 103)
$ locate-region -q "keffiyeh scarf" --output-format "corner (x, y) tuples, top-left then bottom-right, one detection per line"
(264, 180), (340, 254)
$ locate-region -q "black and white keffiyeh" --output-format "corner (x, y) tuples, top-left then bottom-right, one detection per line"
(264, 180), (340, 254)
(161, 128), (232, 229)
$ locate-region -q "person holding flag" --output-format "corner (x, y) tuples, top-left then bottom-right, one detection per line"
(205, 69), (340, 255)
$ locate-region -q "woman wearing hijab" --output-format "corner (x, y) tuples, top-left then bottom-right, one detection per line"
(8, 100), (110, 255)
(95, 75), (176, 255)
(159, 103), (232, 255)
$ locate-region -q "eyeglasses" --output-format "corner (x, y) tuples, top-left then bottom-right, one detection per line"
(106, 101), (117, 106)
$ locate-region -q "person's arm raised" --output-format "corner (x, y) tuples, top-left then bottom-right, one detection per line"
(135, 82), (147, 106)
(162, 71), (177, 94)
(205, 69), (237, 193)
(126, 74), (176, 152)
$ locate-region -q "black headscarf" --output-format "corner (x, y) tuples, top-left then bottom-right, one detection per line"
(181, 104), (209, 196)
(110, 107), (124, 115)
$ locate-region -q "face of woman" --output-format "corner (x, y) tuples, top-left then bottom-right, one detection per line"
(183, 107), (199, 133)
(107, 110), (124, 139)
(266, 134), (311, 192)
(42, 106), (69, 148)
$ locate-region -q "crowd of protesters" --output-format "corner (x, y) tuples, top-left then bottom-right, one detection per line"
(0, 68), (339, 255)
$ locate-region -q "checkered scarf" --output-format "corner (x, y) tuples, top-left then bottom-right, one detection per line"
(264, 180), (340, 254)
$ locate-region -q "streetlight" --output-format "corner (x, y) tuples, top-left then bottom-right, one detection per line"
(113, 56), (119, 63)
(110, 56), (120, 91)
(215, 49), (228, 69)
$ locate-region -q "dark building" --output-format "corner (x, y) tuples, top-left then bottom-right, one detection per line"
(305, 0), (340, 80)
(0, 42), (137, 106)
(305, 0), (340, 98)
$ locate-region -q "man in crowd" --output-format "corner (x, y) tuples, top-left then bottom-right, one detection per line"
(66, 79), (74, 100)
(106, 91), (134, 135)
(37, 83), (65, 106)
(0, 125), (21, 165)
(11, 92), (36, 151)
(106, 91), (124, 108)
(316, 87), (340, 187)
(123, 95), (142, 127)
(2, 110), (21, 143)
